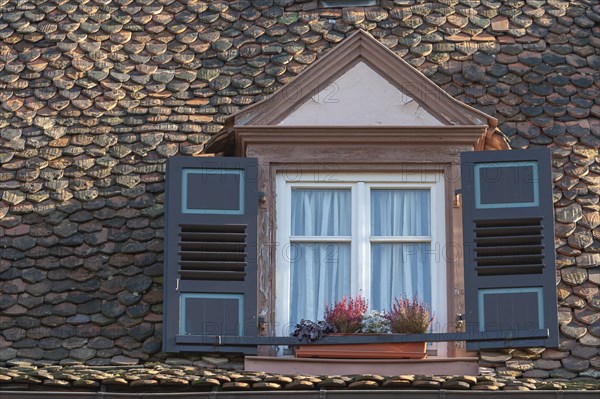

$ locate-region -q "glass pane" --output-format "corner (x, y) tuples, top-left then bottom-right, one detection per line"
(289, 243), (351, 325)
(371, 190), (430, 236)
(370, 243), (431, 312)
(291, 189), (351, 236)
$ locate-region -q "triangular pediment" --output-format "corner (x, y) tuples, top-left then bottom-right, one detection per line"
(279, 61), (443, 126)
(207, 30), (498, 153)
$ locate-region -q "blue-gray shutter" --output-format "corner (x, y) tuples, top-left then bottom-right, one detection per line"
(461, 148), (558, 350)
(163, 157), (259, 353)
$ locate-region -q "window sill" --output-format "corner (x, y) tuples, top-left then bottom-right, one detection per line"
(245, 356), (479, 375)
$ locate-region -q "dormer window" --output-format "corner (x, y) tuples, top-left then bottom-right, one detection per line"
(164, 32), (557, 360)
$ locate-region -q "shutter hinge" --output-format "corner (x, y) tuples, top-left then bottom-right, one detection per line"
(453, 189), (462, 208)
(258, 316), (266, 334)
(258, 191), (266, 204)
(456, 314), (465, 332)
(175, 278), (180, 291)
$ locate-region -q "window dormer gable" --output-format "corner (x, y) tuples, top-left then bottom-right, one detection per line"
(205, 30), (506, 155)
(229, 30), (494, 128)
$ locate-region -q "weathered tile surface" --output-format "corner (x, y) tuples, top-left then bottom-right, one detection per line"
(0, 362), (598, 392)
(0, 0), (599, 379)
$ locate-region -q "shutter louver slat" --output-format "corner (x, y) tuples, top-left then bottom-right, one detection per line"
(180, 271), (246, 280)
(180, 242), (246, 252)
(473, 218), (544, 276)
(475, 245), (544, 256)
(179, 252), (246, 261)
(475, 235), (542, 245)
(179, 261), (246, 271)
(180, 232), (247, 241)
(476, 256), (543, 266)
(179, 224), (247, 281)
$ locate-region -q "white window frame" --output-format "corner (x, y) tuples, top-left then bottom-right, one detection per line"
(275, 172), (447, 356)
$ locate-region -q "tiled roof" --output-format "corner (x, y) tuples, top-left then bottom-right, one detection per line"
(0, 0), (598, 137)
(1, 361), (599, 392)
(0, 0), (599, 378)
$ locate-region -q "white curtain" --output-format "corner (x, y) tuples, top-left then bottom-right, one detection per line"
(290, 190), (351, 324)
(371, 244), (431, 311)
(287, 188), (432, 322)
(371, 190), (431, 311)
(290, 243), (351, 323)
(292, 189), (351, 236)
(371, 190), (430, 236)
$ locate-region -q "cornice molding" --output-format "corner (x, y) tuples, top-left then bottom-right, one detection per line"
(235, 125), (487, 156)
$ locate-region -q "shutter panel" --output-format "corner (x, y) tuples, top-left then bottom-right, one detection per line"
(461, 149), (558, 350)
(163, 157), (259, 353)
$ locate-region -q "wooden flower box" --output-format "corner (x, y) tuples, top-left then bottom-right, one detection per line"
(295, 340), (427, 359)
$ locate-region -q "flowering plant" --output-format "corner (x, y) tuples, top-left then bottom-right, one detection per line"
(324, 295), (368, 333)
(291, 294), (433, 342)
(360, 310), (391, 333)
(385, 294), (433, 334)
(291, 320), (336, 343)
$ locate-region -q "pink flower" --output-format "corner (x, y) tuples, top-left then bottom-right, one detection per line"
(385, 294), (433, 334)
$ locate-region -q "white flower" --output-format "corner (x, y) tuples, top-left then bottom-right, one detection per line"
(360, 310), (391, 334)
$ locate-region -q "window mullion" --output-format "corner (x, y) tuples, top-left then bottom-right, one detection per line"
(356, 182), (370, 301)
(350, 184), (358, 296)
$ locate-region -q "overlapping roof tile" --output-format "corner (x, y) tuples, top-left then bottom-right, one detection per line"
(0, 361), (599, 392)
(0, 0), (598, 377)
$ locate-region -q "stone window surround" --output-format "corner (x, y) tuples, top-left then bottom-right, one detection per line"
(240, 128), (484, 358)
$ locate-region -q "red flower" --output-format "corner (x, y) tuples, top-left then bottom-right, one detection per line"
(324, 295), (368, 333)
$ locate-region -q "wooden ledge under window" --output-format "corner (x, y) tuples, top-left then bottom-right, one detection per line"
(245, 356), (479, 376)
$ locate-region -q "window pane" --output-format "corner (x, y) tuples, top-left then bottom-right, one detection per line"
(371, 243), (431, 312)
(290, 243), (351, 325)
(292, 189), (351, 236)
(371, 190), (430, 236)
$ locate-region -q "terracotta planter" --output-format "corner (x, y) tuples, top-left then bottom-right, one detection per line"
(294, 336), (427, 359)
